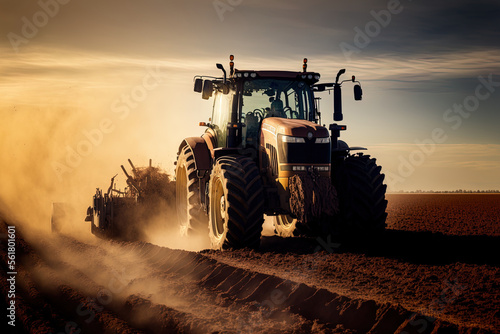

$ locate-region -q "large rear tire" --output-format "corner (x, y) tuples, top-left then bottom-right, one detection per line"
(208, 155), (265, 250)
(334, 153), (387, 235)
(175, 145), (208, 236)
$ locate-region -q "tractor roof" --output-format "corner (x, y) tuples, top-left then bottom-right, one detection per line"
(232, 70), (321, 83)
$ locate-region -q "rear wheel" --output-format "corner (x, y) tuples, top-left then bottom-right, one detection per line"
(209, 155), (265, 250)
(334, 153), (387, 235)
(176, 145), (208, 236)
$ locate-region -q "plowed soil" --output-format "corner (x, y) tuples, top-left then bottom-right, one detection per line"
(1, 194), (499, 333)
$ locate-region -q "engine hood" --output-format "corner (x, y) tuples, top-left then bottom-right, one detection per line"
(261, 117), (329, 138)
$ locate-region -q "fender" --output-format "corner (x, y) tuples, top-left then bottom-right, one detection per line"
(332, 140), (367, 152)
(178, 137), (212, 171)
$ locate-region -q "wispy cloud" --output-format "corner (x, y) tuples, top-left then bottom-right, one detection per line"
(368, 143), (500, 190)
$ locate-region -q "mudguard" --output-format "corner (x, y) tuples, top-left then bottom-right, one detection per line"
(333, 140), (367, 152)
(178, 137), (212, 171)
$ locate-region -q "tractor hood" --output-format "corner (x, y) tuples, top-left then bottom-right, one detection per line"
(261, 117), (329, 138)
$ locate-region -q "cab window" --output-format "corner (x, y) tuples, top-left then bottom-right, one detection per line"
(211, 91), (233, 148)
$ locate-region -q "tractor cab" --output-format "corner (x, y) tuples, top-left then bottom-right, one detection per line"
(194, 57), (321, 153)
(238, 72), (320, 150)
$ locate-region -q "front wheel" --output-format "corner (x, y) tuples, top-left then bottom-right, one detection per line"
(209, 156), (265, 250)
(175, 145), (208, 236)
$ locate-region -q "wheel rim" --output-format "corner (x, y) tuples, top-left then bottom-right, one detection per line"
(219, 195), (226, 220)
(278, 215), (296, 230)
(212, 178), (226, 238)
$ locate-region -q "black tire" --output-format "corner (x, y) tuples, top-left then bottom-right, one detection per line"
(333, 153), (387, 235)
(176, 145), (208, 236)
(208, 155), (265, 250)
(281, 175), (339, 237)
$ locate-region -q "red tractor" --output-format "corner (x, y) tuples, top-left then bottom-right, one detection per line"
(176, 56), (387, 249)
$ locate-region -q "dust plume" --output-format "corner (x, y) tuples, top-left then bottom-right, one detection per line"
(0, 47), (208, 250)
(89, 161), (211, 251)
(0, 48), (218, 332)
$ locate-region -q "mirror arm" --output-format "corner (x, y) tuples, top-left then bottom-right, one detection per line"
(216, 64), (227, 83)
(335, 69), (346, 84)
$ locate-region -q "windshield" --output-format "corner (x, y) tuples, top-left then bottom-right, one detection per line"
(241, 79), (314, 122)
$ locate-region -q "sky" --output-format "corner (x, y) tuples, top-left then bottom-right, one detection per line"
(0, 0), (499, 221)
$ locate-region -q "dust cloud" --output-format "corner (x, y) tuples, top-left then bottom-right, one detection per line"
(0, 49), (209, 250)
(0, 51), (216, 331)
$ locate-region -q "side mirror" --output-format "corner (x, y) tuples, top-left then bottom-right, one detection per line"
(194, 78), (203, 93)
(314, 84), (326, 92)
(202, 80), (213, 100)
(354, 84), (362, 101)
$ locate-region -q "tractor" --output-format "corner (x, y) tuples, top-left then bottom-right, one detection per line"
(175, 56), (387, 250)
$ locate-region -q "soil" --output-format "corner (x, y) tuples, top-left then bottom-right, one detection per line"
(1, 194), (499, 333)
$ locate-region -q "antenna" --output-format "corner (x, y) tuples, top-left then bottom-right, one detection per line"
(229, 55), (234, 77)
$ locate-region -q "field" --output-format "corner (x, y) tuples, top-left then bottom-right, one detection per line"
(1, 194), (499, 333)
(387, 194), (500, 236)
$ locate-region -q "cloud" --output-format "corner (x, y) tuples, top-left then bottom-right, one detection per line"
(367, 143), (500, 191)
(334, 0), (500, 55)
(3, 0), (499, 59)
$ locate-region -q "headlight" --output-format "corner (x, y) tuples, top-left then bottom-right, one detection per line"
(316, 137), (330, 144)
(282, 135), (306, 143)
